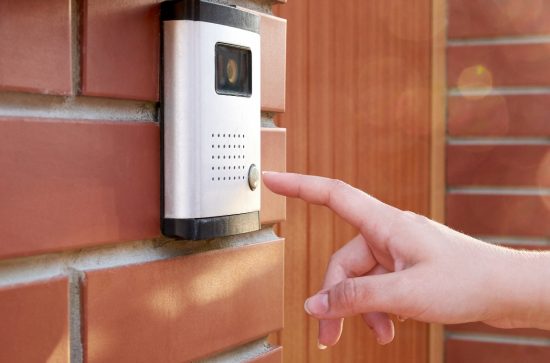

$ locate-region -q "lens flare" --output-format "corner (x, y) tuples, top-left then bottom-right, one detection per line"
(457, 65), (493, 99)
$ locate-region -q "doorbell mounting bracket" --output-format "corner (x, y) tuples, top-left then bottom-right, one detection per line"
(160, 0), (261, 240)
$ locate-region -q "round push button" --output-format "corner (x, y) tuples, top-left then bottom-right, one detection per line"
(248, 164), (259, 191)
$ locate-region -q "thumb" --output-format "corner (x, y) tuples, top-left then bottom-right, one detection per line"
(305, 273), (408, 319)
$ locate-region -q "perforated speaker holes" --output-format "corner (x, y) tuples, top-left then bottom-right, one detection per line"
(210, 133), (248, 183)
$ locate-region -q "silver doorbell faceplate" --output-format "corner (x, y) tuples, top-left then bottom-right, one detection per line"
(160, 0), (261, 240)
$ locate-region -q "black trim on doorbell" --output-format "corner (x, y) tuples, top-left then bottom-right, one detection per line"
(163, 212), (260, 240)
(160, 0), (260, 34)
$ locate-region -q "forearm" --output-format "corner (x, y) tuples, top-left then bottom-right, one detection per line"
(493, 248), (550, 330)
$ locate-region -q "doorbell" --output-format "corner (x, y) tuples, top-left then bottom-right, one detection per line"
(160, 0), (261, 240)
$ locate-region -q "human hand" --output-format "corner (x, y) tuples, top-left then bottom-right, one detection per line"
(262, 172), (550, 347)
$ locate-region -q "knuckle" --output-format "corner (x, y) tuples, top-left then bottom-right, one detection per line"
(325, 178), (349, 206)
(327, 254), (339, 270)
(325, 255), (342, 279)
(387, 211), (430, 247)
(401, 210), (429, 225)
(403, 210), (417, 218)
(330, 178), (348, 189)
(339, 279), (358, 313)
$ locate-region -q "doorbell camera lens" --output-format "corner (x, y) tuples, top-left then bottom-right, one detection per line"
(215, 43), (252, 97)
(226, 58), (238, 84)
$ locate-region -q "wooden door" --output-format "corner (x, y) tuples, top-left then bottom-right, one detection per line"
(274, 0), (439, 361)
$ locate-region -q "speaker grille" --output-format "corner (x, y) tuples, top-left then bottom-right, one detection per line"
(209, 132), (248, 183)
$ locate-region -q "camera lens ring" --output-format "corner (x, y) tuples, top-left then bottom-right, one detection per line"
(215, 43), (252, 97)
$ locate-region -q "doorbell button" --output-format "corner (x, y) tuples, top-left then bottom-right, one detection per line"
(248, 164), (259, 191)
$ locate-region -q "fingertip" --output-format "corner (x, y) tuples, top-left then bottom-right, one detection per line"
(376, 326), (395, 345)
(304, 293), (329, 316)
(261, 171), (276, 186)
(318, 319), (344, 348)
(362, 312), (395, 346)
(376, 319), (395, 345)
(261, 171), (288, 193)
(304, 299), (312, 315)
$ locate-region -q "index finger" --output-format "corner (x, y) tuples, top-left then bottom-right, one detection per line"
(262, 172), (400, 243)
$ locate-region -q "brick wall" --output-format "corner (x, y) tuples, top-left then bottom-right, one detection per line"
(0, 0), (287, 362)
(444, 0), (550, 361)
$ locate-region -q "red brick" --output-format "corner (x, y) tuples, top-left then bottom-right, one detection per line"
(447, 145), (550, 187)
(0, 117), (159, 259)
(447, 322), (550, 339)
(448, 0), (550, 39)
(446, 194), (550, 237)
(446, 339), (550, 363)
(448, 44), (550, 88)
(83, 239), (284, 362)
(0, 0), (72, 95)
(261, 128), (287, 224)
(246, 347), (283, 362)
(82, 0), (159, 101)
(448, 95), (550, 137)
(0, 278), (69, 363)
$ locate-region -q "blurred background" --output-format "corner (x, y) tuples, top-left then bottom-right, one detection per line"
(273, 0), (550, 362)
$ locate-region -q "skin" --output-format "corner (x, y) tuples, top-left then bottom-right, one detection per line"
(262, 171), (550, 348)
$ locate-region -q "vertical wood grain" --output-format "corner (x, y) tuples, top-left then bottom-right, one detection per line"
(431, 0), (447, 224)
(306, 1), (334, 361)
(330, 1), (363, 361)
(273, 1), (310, 362)
(430, 0), (447, 361)
(274, 0), (433, 360)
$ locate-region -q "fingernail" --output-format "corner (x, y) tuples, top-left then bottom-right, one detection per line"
(304, 293), (329, 315)
(262, 171), (279, 176)
(317, 341), (327, 350)
(303, 299), (312, 315)
(377, 336), (390, 346)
